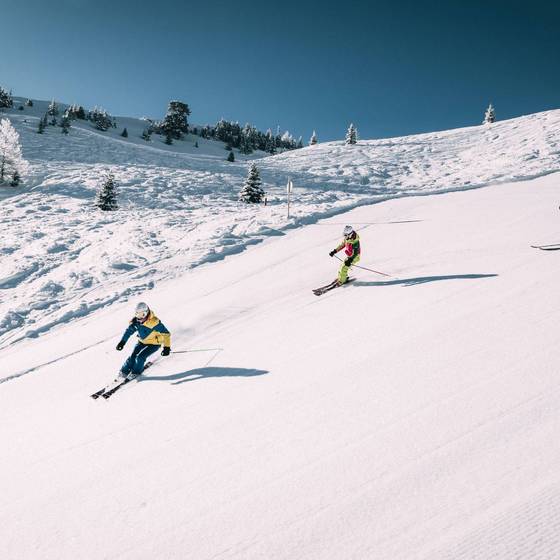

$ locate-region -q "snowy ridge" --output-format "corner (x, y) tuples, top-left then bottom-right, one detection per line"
(1, 101), (560, 345)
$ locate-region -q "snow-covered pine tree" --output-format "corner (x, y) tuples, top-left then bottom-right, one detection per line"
(483, 103), (496, 124)
(67, 104), (86, 120)
(265, 129), (275, 154)
(161, 100), (190, 140)
(95, 172), (118, 211)
(194, 141), (198, 148)
(0, 119), (28, 186)
(309, 130), (318, 145)
(121, 127), (128, 137)
(60, 115), (71, 134)
(0, 87), (13, 109)
(25, 99), (33, 107)
(47, 99), (59, 117)
(38, 119), (45, 134)
(88, 107), (113, 131)
(141, 128), (152, 141)
(239, 163), (265, 203)
(280, 131), (294, 150)
(345, 123), (358, 145)
(164, 130), (173, 145)
(227, 150), (235, 162)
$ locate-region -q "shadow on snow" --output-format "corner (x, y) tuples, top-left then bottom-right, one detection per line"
(354, 273), (498, 287)
(140, 367), (269, 385)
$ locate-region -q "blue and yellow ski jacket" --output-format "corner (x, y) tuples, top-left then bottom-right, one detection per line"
(121, 312), (171, 347)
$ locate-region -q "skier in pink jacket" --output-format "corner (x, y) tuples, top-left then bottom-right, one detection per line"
(329, 225), (361, 285)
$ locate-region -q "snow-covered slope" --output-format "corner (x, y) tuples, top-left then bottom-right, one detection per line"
(1, 172), (560, 559)
(1, 101), (560, 345)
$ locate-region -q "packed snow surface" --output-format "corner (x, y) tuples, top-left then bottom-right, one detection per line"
(1, 100), (560, 345)
(1, 101), (560, 559)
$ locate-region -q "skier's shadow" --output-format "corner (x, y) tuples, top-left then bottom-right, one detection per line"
(354, 273), (498, 287)
(140, 367), (268, 385)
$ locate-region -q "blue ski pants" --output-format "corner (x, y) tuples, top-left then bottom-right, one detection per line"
(120, 342), (159, 377)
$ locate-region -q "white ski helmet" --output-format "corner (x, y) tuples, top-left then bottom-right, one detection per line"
(343, 225), (354, 238)
(134, 302), (150, 321)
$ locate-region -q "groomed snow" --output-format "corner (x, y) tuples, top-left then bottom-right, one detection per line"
(1, 169), (560, 559)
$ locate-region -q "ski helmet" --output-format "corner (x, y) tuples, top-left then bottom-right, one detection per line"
(134, 302), (150, 321)
(343, 225), (354, 238)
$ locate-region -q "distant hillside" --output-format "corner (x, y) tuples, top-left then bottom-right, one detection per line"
(1, 100), (559, 345)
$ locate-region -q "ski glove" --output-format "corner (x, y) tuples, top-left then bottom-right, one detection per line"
(329, 250), (336, 257)
(161, 347), (171, 357)
(116, 341), (125, 351)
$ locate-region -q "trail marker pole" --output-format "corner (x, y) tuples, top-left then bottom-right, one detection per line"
(287, 178), (293, 219)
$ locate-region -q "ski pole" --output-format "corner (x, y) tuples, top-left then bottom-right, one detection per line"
(171, 348), (224, 354)
(334, 255), (392, 277)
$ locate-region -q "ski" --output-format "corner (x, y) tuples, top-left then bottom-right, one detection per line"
(312, 278), (355, 296)
(531, 244), (560, 251)
(90, 360), (156, 400)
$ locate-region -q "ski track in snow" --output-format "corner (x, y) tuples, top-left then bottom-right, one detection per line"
(1, 101), (560, 347)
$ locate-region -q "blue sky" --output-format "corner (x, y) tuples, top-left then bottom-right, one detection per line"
(1, 0), (558, 141)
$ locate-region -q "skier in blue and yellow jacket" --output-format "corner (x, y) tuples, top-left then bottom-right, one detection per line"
(329, 225), (361, 285)
(116, 302), (171, 379)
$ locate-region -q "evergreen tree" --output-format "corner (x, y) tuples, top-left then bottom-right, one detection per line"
(483, 103), (496, 124)
(41, 113), (49, 129)
(95, 172), (118, 211)
(265, 130), (276, 154)
(239, 163), (265, 203)
(194, 141), (199, 148)
(0, 119), (28, 185)
(10, 170), (20, 187)
(161, 100), (191, 139)
(141, 128), (152, 141)
(121, 127), (128, 138)
(66, 104), (86, 120)
(227, 150), (235, 162)
(0, 87), (13, 109)
(25, 99), (33, 107)
(18, 106), (24, 111)
(38, 119), (45, 134)
(345, 123), (358, 145)
(61, 116), (71, 134)
(309, 130), (318, 145)
(164, 130), (173, 145)
(50, 116), (57, 126)
(88, 107), (113, 131)
(47, 99), (59, 117)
